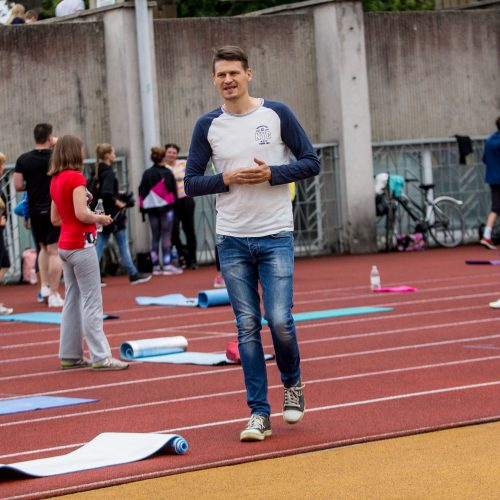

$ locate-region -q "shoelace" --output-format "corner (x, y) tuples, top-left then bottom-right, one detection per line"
(284, 385), (304, 408)
(247, 414), (266, 431)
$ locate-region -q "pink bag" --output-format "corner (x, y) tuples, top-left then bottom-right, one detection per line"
(226, 340), (240, 363)
(22, 248), (37, 284)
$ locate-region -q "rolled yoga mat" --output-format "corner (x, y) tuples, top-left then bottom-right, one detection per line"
(0, 432), (188, 478)
(120, 336), (188, 360)
(465, 260), (500, 265)
(197, 288), (230, 308)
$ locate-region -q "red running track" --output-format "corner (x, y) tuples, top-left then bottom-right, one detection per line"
(1, 246), (500, 499)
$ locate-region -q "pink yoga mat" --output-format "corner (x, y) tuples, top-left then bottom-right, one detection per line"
(373, 286), (418, 293)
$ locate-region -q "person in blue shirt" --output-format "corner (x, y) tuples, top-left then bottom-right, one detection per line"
(185, 45), (320, 442)
(480, 117), (500, 250)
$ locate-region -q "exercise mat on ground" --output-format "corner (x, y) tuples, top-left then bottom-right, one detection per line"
(119, 337), (274, 365)
(261, 306), (393, 324)
(0, 432), (188, 478)
(120, 337), (188, 360)
(0, 312), (119, 324)
(0, 396), (97, 416)
(135, 288), (230, 308)
(465, 260), (500, 265)
(373, 286), (418, 293)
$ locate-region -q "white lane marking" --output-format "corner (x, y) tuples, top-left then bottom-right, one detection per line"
(1, 354), (500, 424)
(2, 378), (500, 461)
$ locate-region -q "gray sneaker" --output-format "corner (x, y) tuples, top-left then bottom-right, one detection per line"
(283, 380), (305, 424)
(240, 414), (272, 442)
(61, 358), (91, 370)
(92, 357), (129, 371)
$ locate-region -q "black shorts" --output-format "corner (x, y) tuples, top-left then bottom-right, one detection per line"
(0, 231), (10, 268)
(30, 211), (60, 246)
(491, 185), (500, 214)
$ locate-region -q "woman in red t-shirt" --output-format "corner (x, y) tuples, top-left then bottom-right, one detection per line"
(49, 135), (128, 371)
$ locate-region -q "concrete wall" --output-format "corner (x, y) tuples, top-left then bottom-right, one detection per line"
(0, 23), (109, 161)
(154, 15), (319, 151)
(365, 11), (500, 142)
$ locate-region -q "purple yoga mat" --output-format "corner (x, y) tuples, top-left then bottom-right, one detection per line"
(465, 260), (500, 265)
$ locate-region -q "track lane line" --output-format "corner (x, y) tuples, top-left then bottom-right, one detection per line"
(2, 353), (500, 425)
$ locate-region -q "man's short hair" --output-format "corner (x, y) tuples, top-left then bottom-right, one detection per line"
(212, 46), (249, 74)
(33, 123), (53, 144)
(496, 117), (500, 132)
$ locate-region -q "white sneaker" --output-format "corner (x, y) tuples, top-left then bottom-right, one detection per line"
(40, 285), (51, 304)
(162, 264), (183, 276)
(0, 304), (13, 315)
(489, 299), (500, 309)
(48, 293), (64, 308)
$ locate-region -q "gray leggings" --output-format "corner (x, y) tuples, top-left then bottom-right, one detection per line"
(58, 245), (111, 362)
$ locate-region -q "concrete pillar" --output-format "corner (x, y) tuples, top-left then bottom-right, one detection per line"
(100, 3), (160, 253)
(313, 1), (377, 253)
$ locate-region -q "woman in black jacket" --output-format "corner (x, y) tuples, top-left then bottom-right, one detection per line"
(94, 143), (151, 285)
(139, 146), (182, 275)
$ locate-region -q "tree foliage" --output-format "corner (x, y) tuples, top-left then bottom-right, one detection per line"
(176, 0), (435, 17)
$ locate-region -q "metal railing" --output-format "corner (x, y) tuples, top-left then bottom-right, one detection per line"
(372, 136), (488, 249)
(0, 157), (128, 283)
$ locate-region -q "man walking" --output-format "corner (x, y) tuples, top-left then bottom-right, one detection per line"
(185, 46), (320, 441)
(480, 117), (500, 250)
(14, 123), (64, 307)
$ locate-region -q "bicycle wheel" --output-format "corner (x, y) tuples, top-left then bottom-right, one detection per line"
(385, 199), (398, 252)
(428, 199), (465, 248)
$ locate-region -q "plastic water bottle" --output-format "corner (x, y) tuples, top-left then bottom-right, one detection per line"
(95, 199), (104, 232)
(370, 265), (381, 290)
(171, 246), (178, 267)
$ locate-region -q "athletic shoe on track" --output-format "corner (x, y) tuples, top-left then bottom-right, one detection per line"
(48, 293), (64, 308)
(129, 273), (152, 285)
(240, 414), (272, 442)
(213, 275), (226, 288)
(61, 358), (91, 370)
(283, 380), (305, 424)
(489, 299), (500, 309)
(40, 285), (51, 304)
(0, 304), (13, 315)
(92, 357), (129, 371)
(480, 237), (497, 250)
(162, 264), (183, 276)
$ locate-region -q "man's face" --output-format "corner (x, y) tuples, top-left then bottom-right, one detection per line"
(213, 60), (252, 102)
(166, 147), (178, 164)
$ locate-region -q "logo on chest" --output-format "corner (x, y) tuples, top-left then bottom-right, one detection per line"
(255, 125), (271, 145)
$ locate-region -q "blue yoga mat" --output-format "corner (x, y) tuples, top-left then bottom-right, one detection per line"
(135, 288), (230, 308)
(197, 288), (230, 308)
(0, 312), (119, 325)
(0, 396), (97, 416)
(0, 432), (188, 478)
(120, 337), (274, 366)
(261, 306), (393, 324)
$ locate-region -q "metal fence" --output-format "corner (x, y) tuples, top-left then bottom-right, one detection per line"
(372, 136), (488, 249)
(0, 157), (128, 283)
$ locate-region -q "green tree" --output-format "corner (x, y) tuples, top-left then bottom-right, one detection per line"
(176, 0), (435, 17)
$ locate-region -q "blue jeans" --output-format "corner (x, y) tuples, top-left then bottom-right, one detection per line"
(95, 227), (138, 277)
(216, 232), (300, 417)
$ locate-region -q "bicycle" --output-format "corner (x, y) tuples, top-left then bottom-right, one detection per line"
(382, 177), (465, 252)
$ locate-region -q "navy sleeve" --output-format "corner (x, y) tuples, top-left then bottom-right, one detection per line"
(185, 113), (227, 197)
(265, 101), (320, 185)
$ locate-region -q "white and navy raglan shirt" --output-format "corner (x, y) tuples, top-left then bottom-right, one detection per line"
(185, 99), (320, 237)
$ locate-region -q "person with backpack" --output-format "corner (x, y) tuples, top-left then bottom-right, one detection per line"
(139, 147), (183, 276)
(93, 143), (151, 285)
